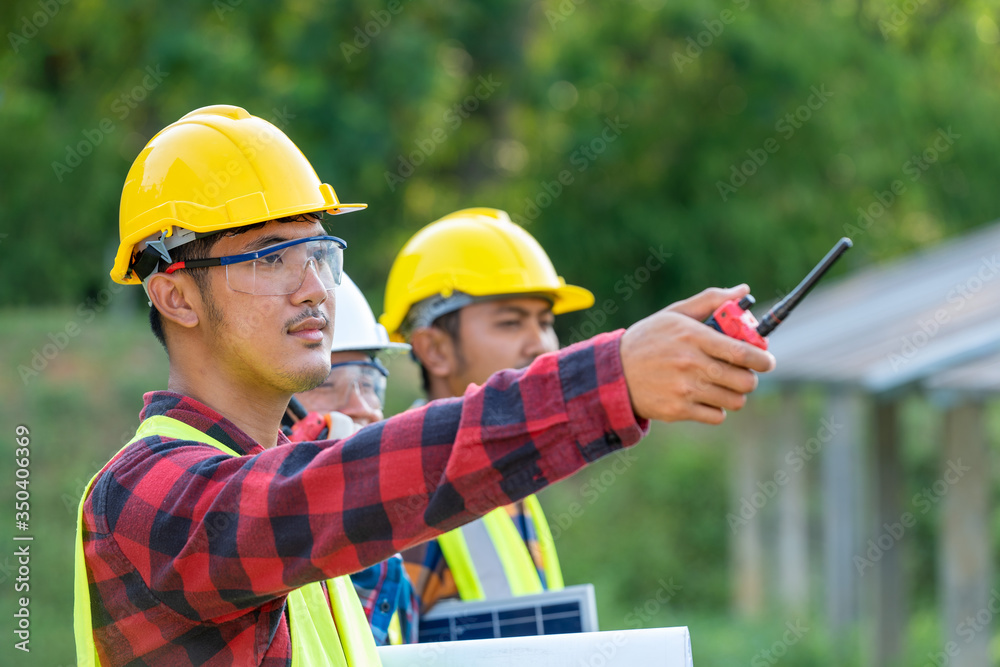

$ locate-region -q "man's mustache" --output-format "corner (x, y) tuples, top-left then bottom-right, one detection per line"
(284, 308), (329, 332)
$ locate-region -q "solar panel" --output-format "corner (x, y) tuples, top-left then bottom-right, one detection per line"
(418, 584), (598, 643)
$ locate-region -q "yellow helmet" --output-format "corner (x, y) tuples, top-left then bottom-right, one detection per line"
(380, 208), (594, 342)
(111, 104), (366, 285)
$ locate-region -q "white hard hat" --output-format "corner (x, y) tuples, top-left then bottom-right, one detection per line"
(333, 273), (411, 354)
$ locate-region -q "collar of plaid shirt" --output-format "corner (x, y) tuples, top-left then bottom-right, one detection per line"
(79, 330), (646, 665)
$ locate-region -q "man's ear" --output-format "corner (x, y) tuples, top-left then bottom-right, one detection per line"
(146, 273), (201, 330)
(409, 327), (457, 380)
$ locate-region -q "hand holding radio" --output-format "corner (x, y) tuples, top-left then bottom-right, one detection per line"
(621, 285), (775, 424)
(621, 238), (850, 424)
(704, 238), (853, 349)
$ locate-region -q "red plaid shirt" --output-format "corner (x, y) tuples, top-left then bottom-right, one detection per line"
(81, 331), (646, 665)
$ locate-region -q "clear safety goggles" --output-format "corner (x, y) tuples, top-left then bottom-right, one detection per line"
(317, 360), (388, 413)
(164, 235), (346, 296)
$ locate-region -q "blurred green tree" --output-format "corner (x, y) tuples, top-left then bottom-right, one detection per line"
(1, 0), (997, 324)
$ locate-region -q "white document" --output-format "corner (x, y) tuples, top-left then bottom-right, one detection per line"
(377, 626), (694, 666)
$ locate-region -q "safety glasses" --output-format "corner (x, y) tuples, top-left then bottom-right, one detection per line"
(164, 235), (346, 296)
(316, 360), (388, 413)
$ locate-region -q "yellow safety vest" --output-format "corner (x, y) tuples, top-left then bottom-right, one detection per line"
(437, 495), (564, 600)
(74, 415), (381, 667)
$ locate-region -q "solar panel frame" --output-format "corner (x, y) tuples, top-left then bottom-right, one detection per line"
(417, 584), (599, 643)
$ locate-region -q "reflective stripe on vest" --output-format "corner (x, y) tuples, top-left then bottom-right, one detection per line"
(73, 415), (380, 667)
(523, 494), (564, 590)
(387, 611), (402, 645)
(436, 497), (564, 601)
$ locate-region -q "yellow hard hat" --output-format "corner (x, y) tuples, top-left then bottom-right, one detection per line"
(111, 104), (366, 284)
(380, 208), (594, 342)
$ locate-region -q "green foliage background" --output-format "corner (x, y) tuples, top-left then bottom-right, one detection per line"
(1, 0), (1000, 665)
(3, 0), (999, 318)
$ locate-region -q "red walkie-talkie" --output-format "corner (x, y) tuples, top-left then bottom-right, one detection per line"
(704, 237), (853, 350)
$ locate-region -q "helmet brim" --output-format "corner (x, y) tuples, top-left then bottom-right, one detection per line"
(549, 283), (596, 316)
(385, 283), (595, 343)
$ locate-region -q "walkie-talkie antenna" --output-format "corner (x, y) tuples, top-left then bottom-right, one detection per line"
(756, 237), (853, 337)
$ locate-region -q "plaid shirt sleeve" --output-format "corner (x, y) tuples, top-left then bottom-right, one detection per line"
(82, 330), (646, 664)
(286, 412), (420, 645)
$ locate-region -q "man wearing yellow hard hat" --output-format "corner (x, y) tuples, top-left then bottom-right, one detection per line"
(76, 105), (773, 665)
(380, 208), (592, 613)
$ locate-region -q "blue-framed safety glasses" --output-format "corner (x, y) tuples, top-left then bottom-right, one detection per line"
(164, 235), (346, 296)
